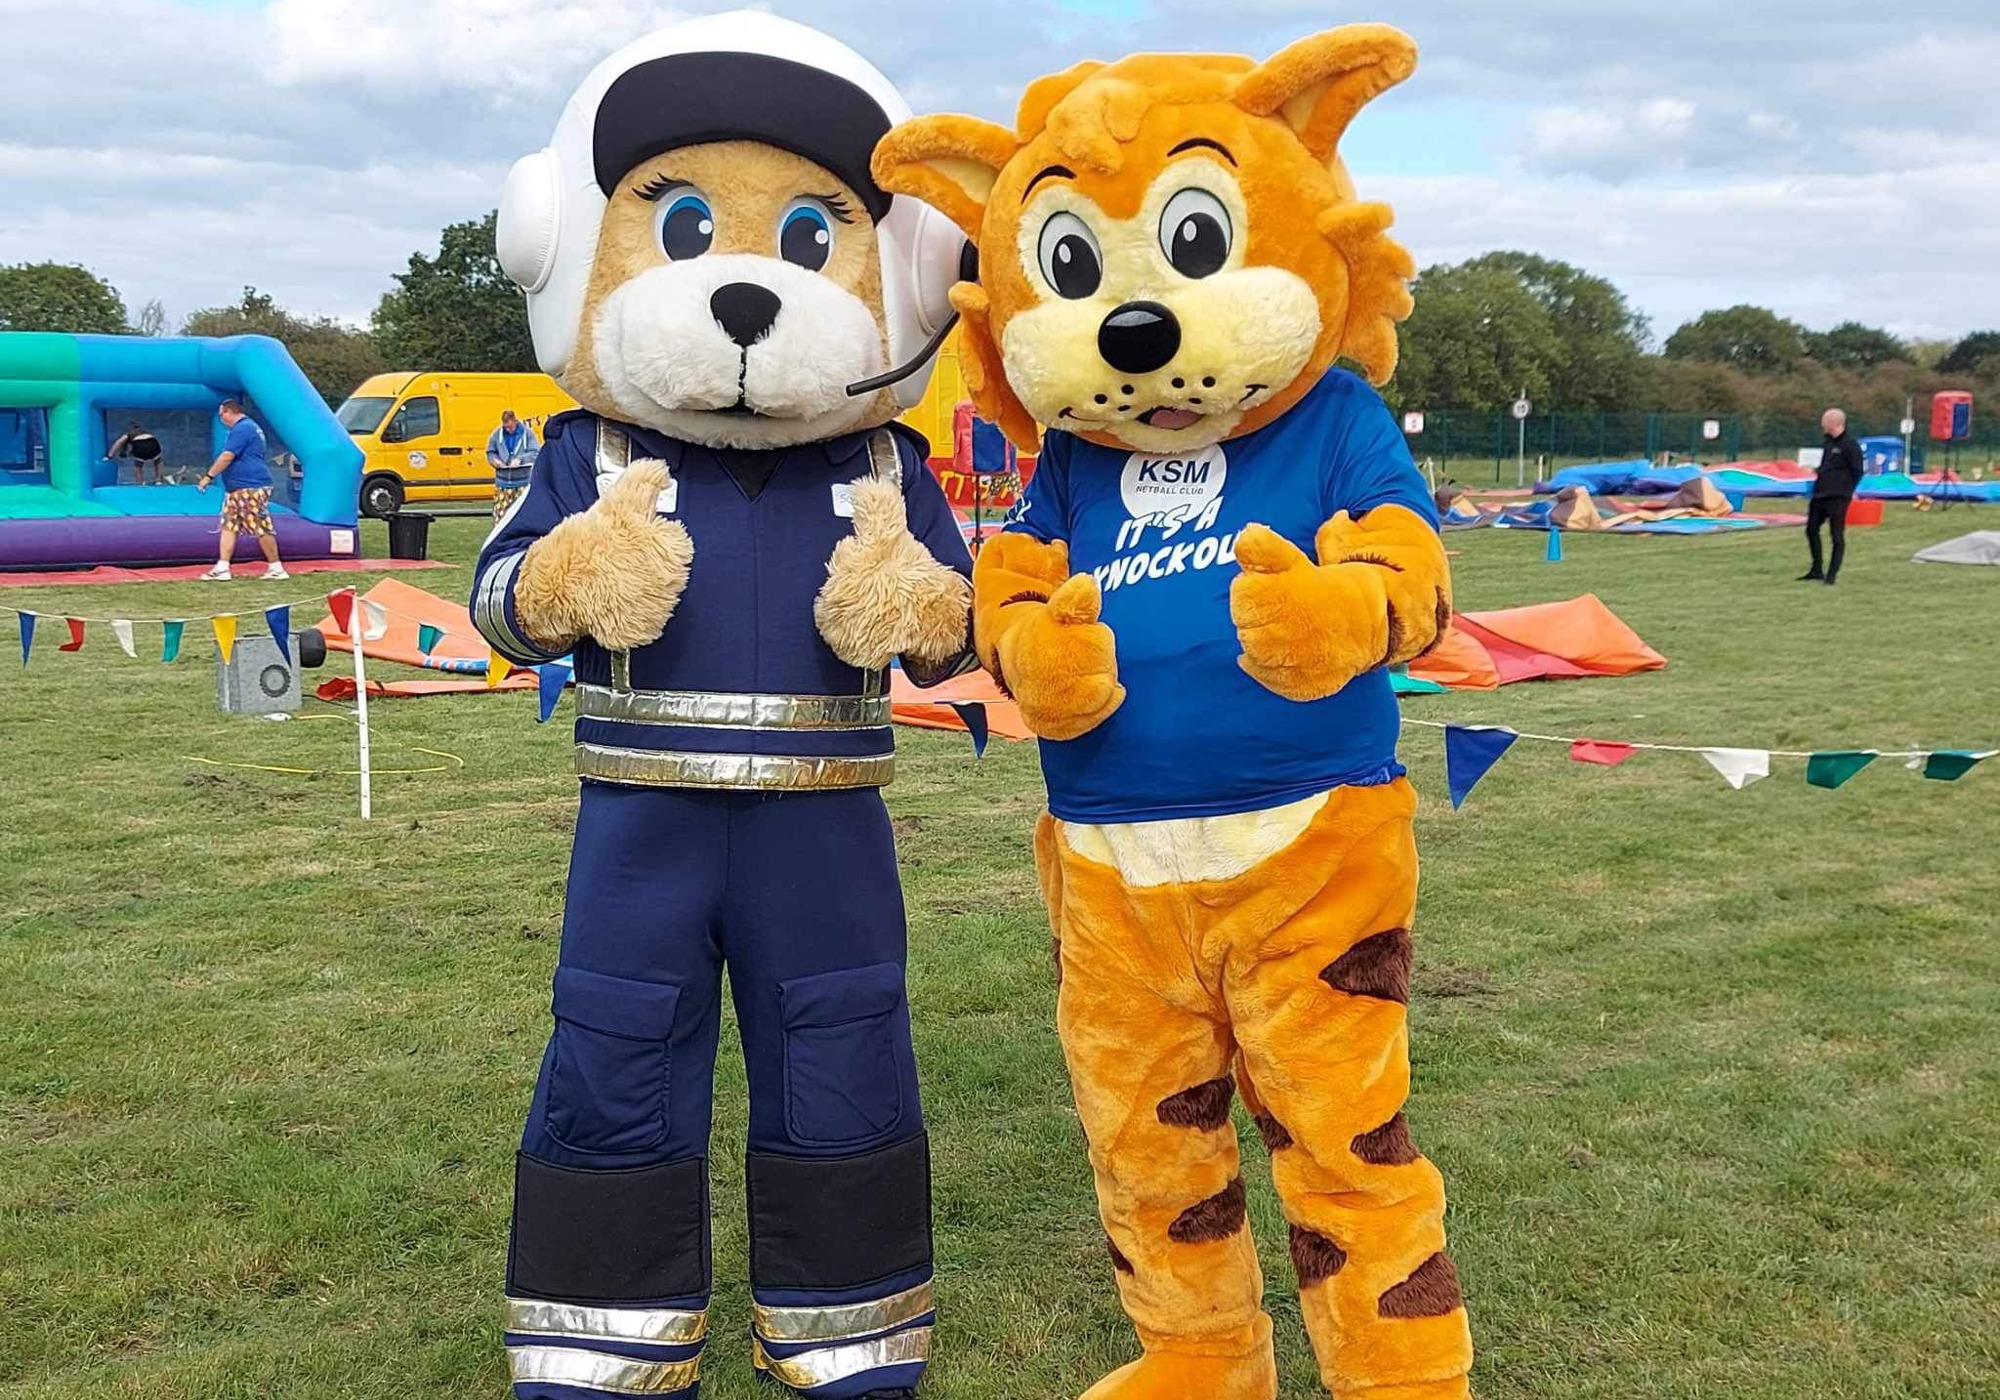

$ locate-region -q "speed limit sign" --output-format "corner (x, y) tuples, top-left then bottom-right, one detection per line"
(1511, 398), (1531, 420)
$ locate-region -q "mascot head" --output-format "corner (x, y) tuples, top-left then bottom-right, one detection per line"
(874, 25), (1418, 455)
(498, 10), (967, 449)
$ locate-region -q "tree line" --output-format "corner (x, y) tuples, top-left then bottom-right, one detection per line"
(1, 220), (1994, 419)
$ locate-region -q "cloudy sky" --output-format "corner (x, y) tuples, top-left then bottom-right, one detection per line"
(4, 0), (1995, 345)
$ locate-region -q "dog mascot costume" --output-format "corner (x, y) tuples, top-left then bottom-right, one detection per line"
(472, 14), (974, 1399)
(877, 24), (1473, 1400)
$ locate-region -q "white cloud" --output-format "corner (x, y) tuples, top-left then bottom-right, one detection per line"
(1, 0), (1996, 344)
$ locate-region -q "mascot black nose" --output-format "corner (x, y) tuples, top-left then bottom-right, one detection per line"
(710, 283), (783, 348)
(1097, 301), (1181, 376)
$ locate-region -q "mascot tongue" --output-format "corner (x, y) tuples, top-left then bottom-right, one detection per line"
(1142, 407), (1203, 431)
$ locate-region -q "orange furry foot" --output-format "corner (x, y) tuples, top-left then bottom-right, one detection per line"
(1079, 1345), (1276, 1400)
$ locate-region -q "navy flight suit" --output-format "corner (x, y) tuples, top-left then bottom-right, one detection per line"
(472, 410), (972, 1400)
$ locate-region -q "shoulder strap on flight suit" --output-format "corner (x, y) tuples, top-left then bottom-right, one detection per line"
(866, 430), (902, 489)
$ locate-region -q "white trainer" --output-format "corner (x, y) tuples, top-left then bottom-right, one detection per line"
(198, 565), (232, 581)
(262, 565), (291, 581)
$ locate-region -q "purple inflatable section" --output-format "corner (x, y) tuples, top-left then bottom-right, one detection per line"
(0, 514), (351, 569)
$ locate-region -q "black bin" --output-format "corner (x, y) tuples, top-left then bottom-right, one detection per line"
(387, 511), (433, 561)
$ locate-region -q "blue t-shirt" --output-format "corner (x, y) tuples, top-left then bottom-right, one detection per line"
(220, 417), (272, 490)
(1006, 369), (1438, 823)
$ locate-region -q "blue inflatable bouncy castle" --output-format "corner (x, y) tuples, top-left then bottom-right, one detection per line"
(0, 333), (362, 568)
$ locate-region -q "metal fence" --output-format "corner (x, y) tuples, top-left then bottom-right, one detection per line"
(1404, 409), (2000, 484)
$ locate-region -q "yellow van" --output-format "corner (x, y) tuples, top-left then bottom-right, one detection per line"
(336, 372), (577, 517)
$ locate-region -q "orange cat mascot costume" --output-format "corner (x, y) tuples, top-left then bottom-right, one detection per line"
(876, 24), (1473, 1400)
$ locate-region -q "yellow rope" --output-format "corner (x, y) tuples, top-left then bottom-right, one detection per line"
(181, 712), (466, 779)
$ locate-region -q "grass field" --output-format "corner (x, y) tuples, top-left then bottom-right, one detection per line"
(2, 507), (1997, 1399)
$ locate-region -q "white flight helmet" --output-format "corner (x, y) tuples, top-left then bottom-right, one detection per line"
(496, 9), (966, 409)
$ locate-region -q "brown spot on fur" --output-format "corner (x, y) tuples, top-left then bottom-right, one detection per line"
(1414, 588), (1453, 660)
(1167, 1177), (1247, 1244)
(1253, 1113), (1293, 1152)
(1351, 1111), (1421, 1166)
(1050, 937), (1063, 987)
(1321, 928), (1413, 1004)
(1156, 1076), (1234, 1131)
(1001, 590), (1051, 608)
(1382, 601), (1405, 668)
(1377, 1251), (1463, 1319)
(1288, 1225), (1347, 1286)
(1348, 551), (1405, 572)
(1107, 1236), (1134, 1274)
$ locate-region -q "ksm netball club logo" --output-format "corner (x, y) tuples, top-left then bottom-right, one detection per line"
(1096, 445), (1237, 594)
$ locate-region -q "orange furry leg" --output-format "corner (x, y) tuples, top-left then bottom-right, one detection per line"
(1221, 781), (1473, 1398)
(1036, 828), (1275, 1400)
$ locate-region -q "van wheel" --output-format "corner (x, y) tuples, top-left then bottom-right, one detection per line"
(360, 474), (404, 519)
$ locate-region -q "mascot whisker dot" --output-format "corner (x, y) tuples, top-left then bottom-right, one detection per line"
(473, 13), (972, 1399)
(878, 24), (1472, 1400)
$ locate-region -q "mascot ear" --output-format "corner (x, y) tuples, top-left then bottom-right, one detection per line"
(873, 116), (1019, 240)
(1232, 24), (1417, 167)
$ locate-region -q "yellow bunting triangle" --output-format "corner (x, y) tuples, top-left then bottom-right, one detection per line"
(212, 614), (237, 664)
(487, 651), (513, 688)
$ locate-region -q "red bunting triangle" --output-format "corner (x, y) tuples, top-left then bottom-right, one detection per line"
(327, 588), (356, 636)
(1570, 739), (1637, 767)
(58, 618), (86, 652)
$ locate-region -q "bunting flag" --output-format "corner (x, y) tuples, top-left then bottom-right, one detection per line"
(487, 651), (513, 688)
(1544, 527), (1563, 562)
(59, 618), (86, 652)
(161, 620), (185, 664)
(359, 600), (388, 642)
(417, 624), (443, 655)
(327, 589), (356, 636)
(537, 663), (567, 723)
(111, 619), (137, 659)
(265, 605), (291, 663)
(1700, 747), (1770, 789)
(212, 613), (237, 664)
(1806, 750), (1876, 790)
(1444, 725), (1517, 809)
(1920, 750), (1995, 782)
(1570, 739), (1636, 767)
(19, 611), (35, 666)
(949, 702), (991, 758)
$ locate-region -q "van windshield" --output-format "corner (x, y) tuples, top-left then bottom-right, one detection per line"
(336, 396), (396, 435)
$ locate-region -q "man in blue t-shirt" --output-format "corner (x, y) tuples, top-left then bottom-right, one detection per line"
(196, 399), (287, 581)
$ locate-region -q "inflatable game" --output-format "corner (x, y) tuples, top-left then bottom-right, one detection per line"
(0, 333), (363, 568)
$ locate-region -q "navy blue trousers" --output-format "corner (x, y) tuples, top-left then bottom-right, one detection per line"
(505, 784), (933, 1400)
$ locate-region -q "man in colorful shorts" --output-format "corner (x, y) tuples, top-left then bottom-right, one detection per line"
(197, 399), (289, 582)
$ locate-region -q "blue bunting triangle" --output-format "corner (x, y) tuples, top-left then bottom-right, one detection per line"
(948, 702), (990, 758)
(265, 605), (291, 663)
(18, 611), (34, 666)
(1445, 724), (1518, 809)
(536, 663), (568, 724)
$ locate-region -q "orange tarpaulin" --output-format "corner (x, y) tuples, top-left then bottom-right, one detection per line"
(313, 578), (491, 668)
(890, 668), (1033, 742)
(1410, 594), (1664, 690)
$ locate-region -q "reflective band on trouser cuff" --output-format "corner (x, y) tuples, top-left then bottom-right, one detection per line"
(575, 685), (890, 731)
(575, 744), (894, 791)
(508, 1344), (698, 1395)
(753, 1281), (935, 1344)
(505, 1297), (708, 1345)
(753, 1327), (932, 1390)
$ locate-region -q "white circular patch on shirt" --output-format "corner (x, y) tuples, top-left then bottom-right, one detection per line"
(1121, 444), (1227, 519)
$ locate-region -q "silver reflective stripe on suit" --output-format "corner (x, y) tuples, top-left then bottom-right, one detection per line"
(574, 745), (894, 790)
(508, 1344), (699, 1395)
(473, 550), (560, 662)
(753, 1326), (932, 1389)
(575, 685), (890, 731)
(505, 1296), (708, 1345)
(752, 1280), (934, 1344)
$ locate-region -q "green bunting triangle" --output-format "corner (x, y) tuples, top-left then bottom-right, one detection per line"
(1921, 750), (1991, 782)
(417, 624), (443, 655)
(1806, 750), (1877, 789)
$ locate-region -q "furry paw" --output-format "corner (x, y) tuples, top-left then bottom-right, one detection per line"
(997, 574), (1125, 740)
(815, 476), (971, 669)
(1230, 523), (1386, 701)
(515, 460), (694, 652)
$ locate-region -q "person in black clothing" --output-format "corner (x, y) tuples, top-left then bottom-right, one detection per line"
(107, 422), (166, 485)
(1801, 407), (1864, 585)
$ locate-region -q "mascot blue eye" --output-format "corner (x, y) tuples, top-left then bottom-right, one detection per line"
(657, 193), (715, 260)
(779, 202), (835, 271)
(1159, 189), (1231, 279)
(1037, 211), (1103, 300)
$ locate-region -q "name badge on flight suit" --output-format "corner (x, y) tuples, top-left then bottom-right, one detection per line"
(831, 481), (858, 518)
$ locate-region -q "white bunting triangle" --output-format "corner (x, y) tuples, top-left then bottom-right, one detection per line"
(110, 619), (137, 658)
(1700, 747), (1770, 789)
(359, 599), (389, 641)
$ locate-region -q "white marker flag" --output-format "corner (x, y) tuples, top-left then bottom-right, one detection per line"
(1701, 747), (1770, 789)
(359, 600), (389, 642)
(110, 619), (137, 658)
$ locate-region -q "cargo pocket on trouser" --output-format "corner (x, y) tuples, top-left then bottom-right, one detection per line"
(779, 962), (908, 1148)
(545, 966), (680, 1155)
